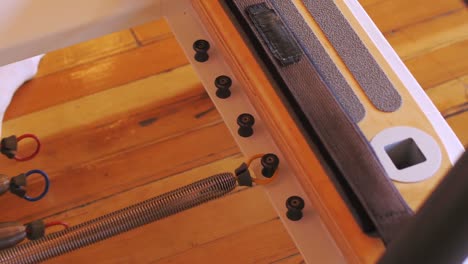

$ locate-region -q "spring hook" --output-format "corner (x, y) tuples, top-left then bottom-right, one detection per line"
(0, 220), (69, 250)
(1, 170), (50, 202)
(0, 134), (41, 162)
(244, 153), (280, 185)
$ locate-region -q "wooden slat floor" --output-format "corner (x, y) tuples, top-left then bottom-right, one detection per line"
(1, 1), (466, 263)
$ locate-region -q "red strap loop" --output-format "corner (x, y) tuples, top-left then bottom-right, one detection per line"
(45, 221), (69, 230)
(14, 134), (41, 162)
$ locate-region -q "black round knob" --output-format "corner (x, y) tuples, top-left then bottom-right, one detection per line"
(261, 153), (279, 178)
(286, 196), (305, 210)
(193, 40), (210, 62)
(193, 39), (210, 52)
(215, 75), (232, 99)
(237, 113), (255, 138)
(286, 196), (305, 221)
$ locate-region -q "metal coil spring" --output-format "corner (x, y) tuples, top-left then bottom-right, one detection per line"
(0, 172), (237, 264)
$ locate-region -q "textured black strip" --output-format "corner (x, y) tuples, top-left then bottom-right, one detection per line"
(227, 0), (413, 244)
(247, 3), (302, 66)
(303, 0), (402, 112)
(270, 0), (365, 123)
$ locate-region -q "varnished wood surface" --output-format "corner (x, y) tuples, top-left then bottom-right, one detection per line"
(1, 0), (466, 263)
(194, 0), (466, 262)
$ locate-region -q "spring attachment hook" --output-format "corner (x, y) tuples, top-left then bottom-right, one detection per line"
(0, 220), (69, 250)
(235, 153), (280, 186)
(0, 134), (41, 162)
(0, 170), (50, 202)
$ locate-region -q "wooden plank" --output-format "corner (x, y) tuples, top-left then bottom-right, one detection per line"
(0, 122), (238, 223)
(36, 30), (138, 77)
(155, 219), (297, 264)
(5, 37), (189, 121)
(1, 87), (218, 178)
(45, 190), (281, 263)
(406, 39), (468, 89)
(272, 254), (304, 264)
(358, 0), (382, 7)
(386, 9), (468, 60)
(132, 19), (173, 45)
(3, 65), (197, 138)
(447, 111), (468, 147)
(426, 75), (468, 114)
(2, 43), (225, 224)
(364, 0), (465, 33)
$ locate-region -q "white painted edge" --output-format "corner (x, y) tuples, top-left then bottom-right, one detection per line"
(163, 1), (346, 263)
(343, 0), (465, 164)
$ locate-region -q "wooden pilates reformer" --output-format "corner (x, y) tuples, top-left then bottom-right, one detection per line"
(0, 0), (466, 263)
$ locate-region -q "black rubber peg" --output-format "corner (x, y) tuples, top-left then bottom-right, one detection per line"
(286, 196), (305, 221)
(215, 75), (232, 99)
(237, 113), (255, 138)
(193, 39), (210, 62)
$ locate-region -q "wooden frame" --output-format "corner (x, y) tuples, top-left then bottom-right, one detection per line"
(192, 0), (464, 262)
(0, 0), (464, 263)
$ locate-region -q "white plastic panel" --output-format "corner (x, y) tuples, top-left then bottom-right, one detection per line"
(0, 0), (162, 66)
